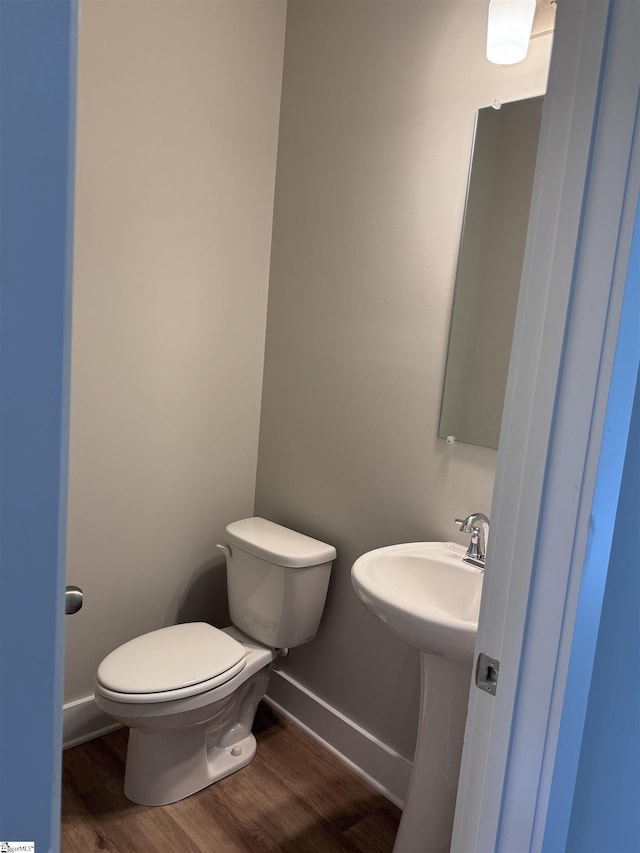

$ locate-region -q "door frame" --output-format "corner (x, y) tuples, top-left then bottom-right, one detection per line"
(452, 0), (640, 849)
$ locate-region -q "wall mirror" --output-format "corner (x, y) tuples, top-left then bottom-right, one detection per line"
(439, 95), (544, 449)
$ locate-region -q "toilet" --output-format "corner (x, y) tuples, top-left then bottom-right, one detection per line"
(94, 517), (336, 806)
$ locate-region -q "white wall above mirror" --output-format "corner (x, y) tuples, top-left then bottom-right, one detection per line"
(439, 95), (544, 449)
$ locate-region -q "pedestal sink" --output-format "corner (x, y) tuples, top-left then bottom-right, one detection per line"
(351, 542), (483, 853)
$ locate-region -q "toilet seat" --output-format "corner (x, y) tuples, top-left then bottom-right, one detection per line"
(96, 623), (247, 704)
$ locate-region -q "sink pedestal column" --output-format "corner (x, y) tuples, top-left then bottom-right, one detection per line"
(393, 652), (472, 853)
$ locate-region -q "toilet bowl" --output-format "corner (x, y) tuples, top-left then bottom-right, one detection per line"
(95, 625), (274, 805)
(95, 518), (336, 806)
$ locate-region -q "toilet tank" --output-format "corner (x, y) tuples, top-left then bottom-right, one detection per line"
(222, 517), (336, 649)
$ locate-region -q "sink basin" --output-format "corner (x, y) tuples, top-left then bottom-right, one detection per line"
(351, 541), (483, 660)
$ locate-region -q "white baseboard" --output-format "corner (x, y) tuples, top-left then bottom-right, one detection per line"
(265, 668), (411, 808)
(63, 673), (413, 809)
(63, 694), (120, 749)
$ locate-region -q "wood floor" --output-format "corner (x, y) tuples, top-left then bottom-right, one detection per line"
(60, 703), (402, 852)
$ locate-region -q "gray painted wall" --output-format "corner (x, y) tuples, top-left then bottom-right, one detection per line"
(64, 0), (552, 766)
(64, 0), (286, 703)
(256, 0), (551, 760)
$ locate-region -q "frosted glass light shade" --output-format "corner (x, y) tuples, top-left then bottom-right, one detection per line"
(487, 0), (536, 65)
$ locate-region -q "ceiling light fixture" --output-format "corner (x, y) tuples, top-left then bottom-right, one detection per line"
(487, 0), (537, 65)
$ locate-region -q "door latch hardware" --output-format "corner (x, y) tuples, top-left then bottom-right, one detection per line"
(476, 652), (499, 696)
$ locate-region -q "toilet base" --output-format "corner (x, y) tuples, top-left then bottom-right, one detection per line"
(124, 727), (257, 806)
(120, 663), (270, 806)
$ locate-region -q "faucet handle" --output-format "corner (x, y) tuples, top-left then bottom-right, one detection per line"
(454, 514), (489, 570)
(467, 527), (482, 560)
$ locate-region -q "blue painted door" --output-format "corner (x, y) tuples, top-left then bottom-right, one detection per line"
(0, 1), (77, 850)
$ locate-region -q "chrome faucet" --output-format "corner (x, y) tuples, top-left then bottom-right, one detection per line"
(455, 512), (490, 570)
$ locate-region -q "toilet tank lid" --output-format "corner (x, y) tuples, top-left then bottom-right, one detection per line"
(225, 517), (336, 568)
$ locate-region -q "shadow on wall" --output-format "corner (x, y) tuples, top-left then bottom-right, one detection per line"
(175, 556), (230, 628)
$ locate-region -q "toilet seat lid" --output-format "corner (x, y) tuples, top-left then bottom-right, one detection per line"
(96, 623), (246, 696)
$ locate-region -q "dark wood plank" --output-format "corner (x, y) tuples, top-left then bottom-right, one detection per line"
(343, 806), (403, 853)
(60, 703), (401, 852)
